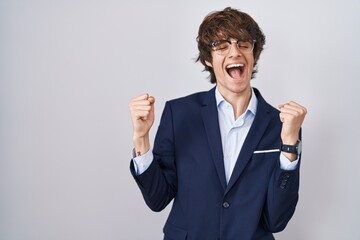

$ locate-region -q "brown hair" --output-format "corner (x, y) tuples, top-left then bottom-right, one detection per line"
(196, 7), (266, 83)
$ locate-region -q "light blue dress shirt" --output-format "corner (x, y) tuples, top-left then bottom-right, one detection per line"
(216, 87), (256, 183)
(133, 87), (298, 179)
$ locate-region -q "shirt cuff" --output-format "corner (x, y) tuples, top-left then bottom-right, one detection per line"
(132, 148), (154, 175)
(279, 153), (299, 170)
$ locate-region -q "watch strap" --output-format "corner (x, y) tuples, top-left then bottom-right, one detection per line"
(281, 140), (301, 154)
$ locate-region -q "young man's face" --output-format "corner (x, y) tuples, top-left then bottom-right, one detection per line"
(206, 38), (255, 97)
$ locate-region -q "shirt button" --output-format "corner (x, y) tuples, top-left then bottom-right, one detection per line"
(222, 202), (230, 208)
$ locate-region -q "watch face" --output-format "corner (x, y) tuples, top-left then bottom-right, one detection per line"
(297, 140), (302, 154)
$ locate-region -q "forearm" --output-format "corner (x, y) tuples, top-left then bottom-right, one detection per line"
(130, 101), (177, 212)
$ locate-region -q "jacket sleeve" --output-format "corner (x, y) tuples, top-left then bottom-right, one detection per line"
(261, 154), (301, 232)
(130, 102), (177, 212)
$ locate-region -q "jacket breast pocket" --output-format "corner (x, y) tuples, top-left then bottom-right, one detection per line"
(249, 151), (280, 173)
(163, 221), (187, 240)
(252, 150), (280, 160)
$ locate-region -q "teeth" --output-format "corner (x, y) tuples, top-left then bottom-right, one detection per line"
(226, 63), (244, 69)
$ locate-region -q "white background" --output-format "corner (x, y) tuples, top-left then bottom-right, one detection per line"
(1, 0), (360, 239)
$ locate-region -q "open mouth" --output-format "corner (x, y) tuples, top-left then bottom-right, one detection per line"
(226, 63), (244, 79)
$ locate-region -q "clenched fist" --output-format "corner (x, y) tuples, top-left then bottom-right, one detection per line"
(129, 93), (155, 155)
(278, 101), (307, 161)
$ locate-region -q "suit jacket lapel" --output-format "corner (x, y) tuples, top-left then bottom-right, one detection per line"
(200, 87), (227, 190)
(225, 89), (272, 195)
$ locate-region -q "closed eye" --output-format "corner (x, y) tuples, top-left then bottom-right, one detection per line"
(237, 41), (252, 49)
(213, 40), (231, 51)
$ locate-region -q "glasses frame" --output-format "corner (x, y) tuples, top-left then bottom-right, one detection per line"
(211, 39), (256, 55)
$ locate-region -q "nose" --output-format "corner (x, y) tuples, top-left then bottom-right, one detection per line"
(228, 41), (242, 57)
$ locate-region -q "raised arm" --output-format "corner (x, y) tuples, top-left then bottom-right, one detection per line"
(129, 93), (155, 156)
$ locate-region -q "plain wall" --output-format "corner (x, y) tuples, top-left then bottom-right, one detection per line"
(1, 0), (360, 239)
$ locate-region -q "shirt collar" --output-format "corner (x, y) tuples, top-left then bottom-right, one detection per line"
(215, 87), (257, 116)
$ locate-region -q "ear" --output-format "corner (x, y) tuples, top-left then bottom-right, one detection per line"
(205, 60), (213, 68)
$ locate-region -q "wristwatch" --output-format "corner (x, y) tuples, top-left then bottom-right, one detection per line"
(281, 140), (302, 155)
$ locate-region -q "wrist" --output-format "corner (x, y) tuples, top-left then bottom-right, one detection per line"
(282, 152), (298, 162)
(281, 136), (298, 145)
(281, 132), (300, 145)
(133, 135), (150, 156)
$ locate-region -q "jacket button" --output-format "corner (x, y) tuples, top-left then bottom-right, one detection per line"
(222, 202), (230, 208)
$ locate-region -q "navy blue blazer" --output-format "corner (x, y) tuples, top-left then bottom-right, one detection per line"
(130, 87), (300, 240)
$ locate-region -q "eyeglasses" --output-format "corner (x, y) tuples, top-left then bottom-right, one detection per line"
(211, 39), (256, 55)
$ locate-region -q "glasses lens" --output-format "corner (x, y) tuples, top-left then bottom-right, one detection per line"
(237, 41), (254, 53)
(213, 40), (231, 54)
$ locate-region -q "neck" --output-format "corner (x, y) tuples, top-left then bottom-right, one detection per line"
(220, 87), (252, 119)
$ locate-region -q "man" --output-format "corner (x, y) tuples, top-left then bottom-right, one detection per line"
(129, 7), (307, 240)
